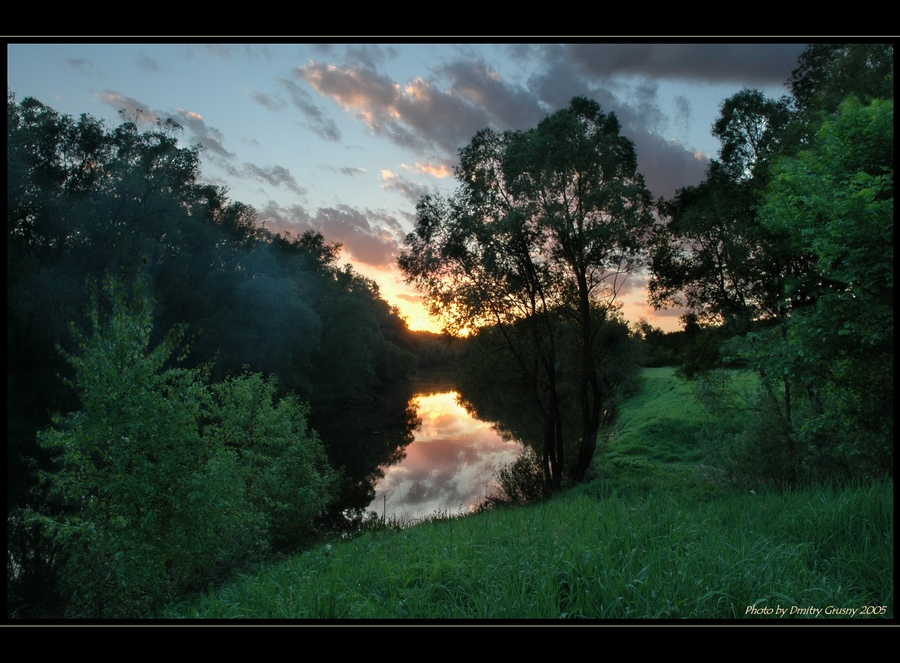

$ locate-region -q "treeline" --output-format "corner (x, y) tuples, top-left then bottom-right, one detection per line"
(648, 44), (893, 485)
(7, 91), (422, 617)
(399, 43), (893, 496)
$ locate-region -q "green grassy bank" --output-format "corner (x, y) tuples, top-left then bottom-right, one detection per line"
(163, 368), (893, 620)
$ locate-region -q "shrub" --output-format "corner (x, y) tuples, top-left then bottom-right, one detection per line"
(206, 372), (339, 551)
(33, 277), (336, 617)
(483, 447), (546, 508)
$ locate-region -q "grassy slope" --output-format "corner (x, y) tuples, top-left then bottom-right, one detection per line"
(164, 368), (893, 621)
(598, 366), (712, 491)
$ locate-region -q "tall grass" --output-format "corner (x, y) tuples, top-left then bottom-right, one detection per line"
(164, 480), (892, 620)
(162, 367), (892, 620)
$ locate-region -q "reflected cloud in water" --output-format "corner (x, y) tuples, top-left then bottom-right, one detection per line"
(370, 391), (523, 522)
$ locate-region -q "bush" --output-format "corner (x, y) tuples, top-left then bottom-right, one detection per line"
(483, 447), (546, 508)
(33, 277), (336, 617)
(206, 372), (339, 551)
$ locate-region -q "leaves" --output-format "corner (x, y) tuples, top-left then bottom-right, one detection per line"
(400, 97), (653, 484)
(36, 278), (338, 616)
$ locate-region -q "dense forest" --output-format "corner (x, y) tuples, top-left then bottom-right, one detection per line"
(6, 88), (454, 616)
(7, 43), (893, 618)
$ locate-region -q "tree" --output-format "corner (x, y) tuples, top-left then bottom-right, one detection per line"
(755, 96), (893, 478)
(788, 43), (894, 120)
(206, 372), (339, 551)
(31, 277), (338, 616)
(32, 278), (247, 616)
(650, 89), (803, 333)
(7, 94), (415, 520)
(400, 97), (654, 485)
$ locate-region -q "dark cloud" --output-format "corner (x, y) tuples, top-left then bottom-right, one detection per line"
(381, 170), (431, 207)
(344, 44), (399, 69)
(630, 81), (667, 135)
(525, 44), (619, 111)
(298, 44), (795, 203)
(299, 61), (495, 156)
(564, 43), (807, 85)
(198, 44), (273, 62)
(98, 91), (235, 158)
(674, 95), (692, 137)
(63, 58), (99, 77)
(439, 59), (547, 130)
(170, 108), (234, 158)
(630, 131), (709, 201)
(97, 91), (163, 125)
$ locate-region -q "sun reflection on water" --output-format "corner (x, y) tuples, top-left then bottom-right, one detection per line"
(370, 390), (524, 523)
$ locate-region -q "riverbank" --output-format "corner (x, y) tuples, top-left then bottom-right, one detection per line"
(161, 368), (893, 620)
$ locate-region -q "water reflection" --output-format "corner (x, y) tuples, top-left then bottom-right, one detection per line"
(370, 391), (524, 522)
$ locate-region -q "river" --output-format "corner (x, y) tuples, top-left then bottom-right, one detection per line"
(368, 389), (525, 523)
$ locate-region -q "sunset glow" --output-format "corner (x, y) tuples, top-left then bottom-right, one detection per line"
(8, 43), (803, 338)
(371, 391), (523, 521)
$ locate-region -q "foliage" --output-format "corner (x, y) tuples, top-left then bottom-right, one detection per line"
(753, 96), (893, 479)
(7, 92), (415, 543)
(164, 479), (893, 619)
(7, 92), (418, 617)
(788, 43), (894, 120)
(400, 97), (654, 487)
(206, 372), (339, 551)
(650, 90), (803, 332)
(649, 46), (893, 485)
(482, 447), (546, 508)
(163, 366), (891, 620)
(30, 278), (337, 617)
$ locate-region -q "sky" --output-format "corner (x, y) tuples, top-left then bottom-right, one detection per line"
(6, 41), (809, 333)
(372, 391), (524, 521)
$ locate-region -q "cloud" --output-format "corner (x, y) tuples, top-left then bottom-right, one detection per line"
(564, 43), (807, 85)
(513, 45), (717, 197)
(525, 44), (620, 111)
(250, 90), (287, 112)
(344, 44), (399, 70)
(631, 131), (710, 200)
(438, 58), (547, 129)
(97, 90), (237, 158)
(96, 91), (163, 125)
(403, 161), (453, 179)
(381, 170), (431, 207)
(198, 44), (273, 62)
(299, 61), (497, 156)
(63, 58), (99, 77)
(278, 76), (342, 141)
(242, 163), (306, 196)
(673, 95), (692, 137)
(136, 51), (161, 73)
(170, 108), (234, 157)
(257, 201), (403, 269)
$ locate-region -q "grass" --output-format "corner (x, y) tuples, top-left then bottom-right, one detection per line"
(162, 367), (893, 621)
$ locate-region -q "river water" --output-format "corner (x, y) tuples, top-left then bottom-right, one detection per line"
(368, 389), (524, 523)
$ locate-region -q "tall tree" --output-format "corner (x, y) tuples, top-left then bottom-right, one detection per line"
(788, 43), (894, 119)
(650, 45), (893, 483)
(400, 97), (654, 485)
(757, 96), (893, 478)
(649, 89), (802, 332)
